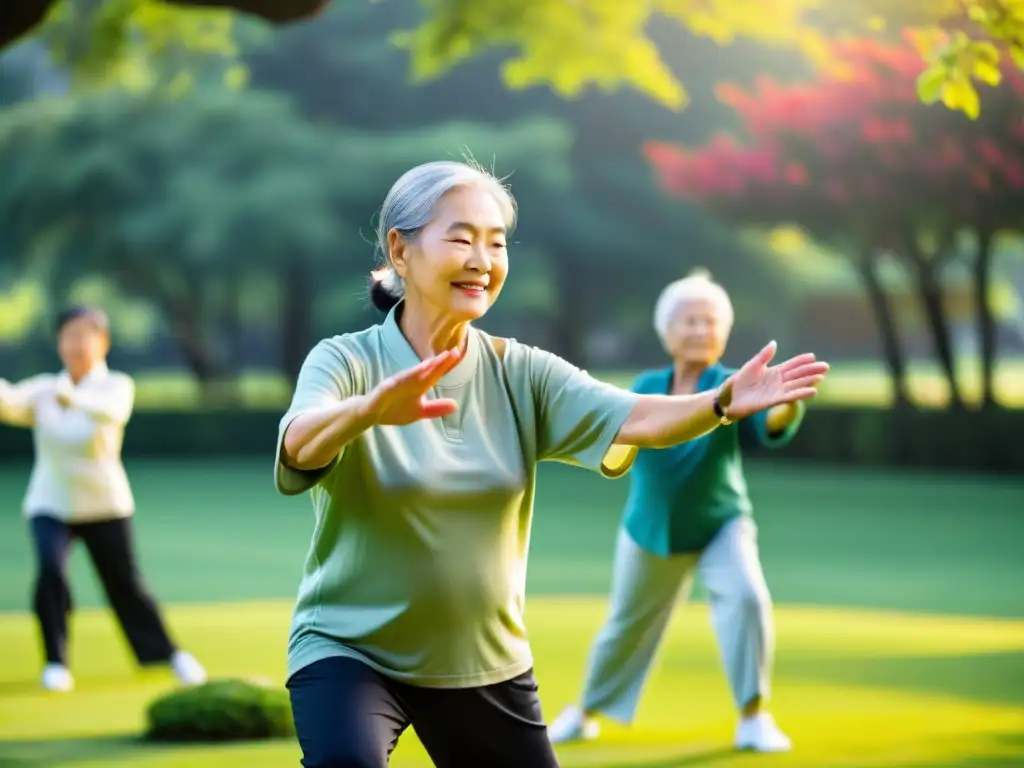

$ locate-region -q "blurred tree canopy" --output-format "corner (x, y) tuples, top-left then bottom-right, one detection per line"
(394, 0), (1024, 119)
(242, 0), (797, 364)
(646, 35), (1024, 410)
(6, 0), (1023, 118)
(0, 83), (575, 396)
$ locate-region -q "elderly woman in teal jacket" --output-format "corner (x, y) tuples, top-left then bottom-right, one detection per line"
(549, 268), (806, 754)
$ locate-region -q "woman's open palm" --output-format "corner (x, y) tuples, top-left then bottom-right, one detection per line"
(367, 348), (462, 426)
(727, 342), (829, 419)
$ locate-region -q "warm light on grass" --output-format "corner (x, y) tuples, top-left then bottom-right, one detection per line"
(0, 600), (1021, 767)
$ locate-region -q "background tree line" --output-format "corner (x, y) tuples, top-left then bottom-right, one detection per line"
(0, 0), (1021, 411)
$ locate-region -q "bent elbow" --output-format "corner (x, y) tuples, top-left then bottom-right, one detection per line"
(282, 426), (307, 469)
(281, 421), (328, 472)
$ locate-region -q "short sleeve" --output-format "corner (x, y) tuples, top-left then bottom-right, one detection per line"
(530, 349), (640, 477)
(275, 339), (357, 496)
(744, 401), (806, 448)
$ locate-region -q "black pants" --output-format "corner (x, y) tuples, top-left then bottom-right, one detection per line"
(287, 656), (561, 768)
(30, 514), (176, 667)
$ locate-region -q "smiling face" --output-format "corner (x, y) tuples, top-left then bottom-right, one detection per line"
(389, 183), (509, 323)
(664, 296), (731, 367)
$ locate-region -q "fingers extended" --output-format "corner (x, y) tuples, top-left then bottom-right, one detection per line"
(776, 353), (819, 374)
(786, 374), (827, 391)
(781, 360), (829, 381)
(782, 387), (820, 402)
(419, 398), (459, 419)
(421, 349), (463, 387)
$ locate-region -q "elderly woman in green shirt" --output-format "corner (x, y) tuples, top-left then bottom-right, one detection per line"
(549, 269), (805, 753)
(275, 161), (829, 768)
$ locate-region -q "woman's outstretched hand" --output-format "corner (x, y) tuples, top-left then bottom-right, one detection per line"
(364, 348), (462, 426)
(724, 342), (829, 420)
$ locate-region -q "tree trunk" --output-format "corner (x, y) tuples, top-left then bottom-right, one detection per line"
(549, 250), (589, 366)
(856, 250), (910, 407)
(119, 265), (229, 405)
(973, 229), (998, 409)
(222, 278), (244, 369)
(909, 247), (963, 408)
(280, 261), (314, 383)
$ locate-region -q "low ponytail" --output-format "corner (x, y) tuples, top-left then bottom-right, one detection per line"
(368, 268), (402, 313)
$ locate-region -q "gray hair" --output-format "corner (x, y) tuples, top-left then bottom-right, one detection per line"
(653, 268), (734, 344)
(370, 160), (517, 310)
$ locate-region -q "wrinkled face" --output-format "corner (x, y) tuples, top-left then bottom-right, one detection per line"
(390, 184), (509, 323)
(665, 297), (730, 366)
(58, 316), (109, 379)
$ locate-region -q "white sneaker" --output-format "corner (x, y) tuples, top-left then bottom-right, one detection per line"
(41, 663), (74, 692)
(735, 712), (792, 752)
(548, 705), (600, 745)
(170, 650), (207, 686)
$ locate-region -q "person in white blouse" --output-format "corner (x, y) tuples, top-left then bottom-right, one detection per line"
(0, 306), (206, 693)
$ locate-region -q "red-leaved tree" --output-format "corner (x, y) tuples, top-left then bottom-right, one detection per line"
(646, 34), (1024, 409)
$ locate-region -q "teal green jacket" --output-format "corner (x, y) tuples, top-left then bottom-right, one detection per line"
(622, 364), (804, 555)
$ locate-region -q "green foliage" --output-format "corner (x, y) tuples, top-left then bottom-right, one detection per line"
(874, 1), (1024, 120)
(145, 678), (293, 741)
(911, 29), (1009, 119)
(18, 0), (1024, 115)
(0, 87), (358, 383)
(39, 0), (240, 93)
(394, 0), (825, 110)
(396, 0), (1024, 118)
(0, 82), (577, 381)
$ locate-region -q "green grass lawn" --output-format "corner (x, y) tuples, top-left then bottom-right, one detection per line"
(0, 461), (1021, 767)
(1, 601), (1022, 768)
(124, 357), (1024, 411)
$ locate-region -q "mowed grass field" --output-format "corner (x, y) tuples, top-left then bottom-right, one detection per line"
(0, 460), (1022, 767)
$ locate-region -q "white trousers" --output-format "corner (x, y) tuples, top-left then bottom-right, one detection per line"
(579, 516), (774, 723)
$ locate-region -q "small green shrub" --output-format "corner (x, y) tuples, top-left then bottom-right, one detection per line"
(145, 678), (294, 742)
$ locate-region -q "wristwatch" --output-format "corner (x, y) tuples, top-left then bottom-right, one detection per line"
(713, 382), (733, 425)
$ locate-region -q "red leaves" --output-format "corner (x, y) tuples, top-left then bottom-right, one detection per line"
(647, 35), (1024, 233)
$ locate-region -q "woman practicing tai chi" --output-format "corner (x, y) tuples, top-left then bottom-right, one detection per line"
(549, 269), (805, 753)
(274, 161), (829, 767)
(0, 306), (206, 693)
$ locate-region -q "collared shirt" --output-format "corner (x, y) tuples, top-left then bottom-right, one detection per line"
(0, 362), (136, 521)
(274, 304), (640, 687)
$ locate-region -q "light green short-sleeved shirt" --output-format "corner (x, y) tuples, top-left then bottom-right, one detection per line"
(275, 304), (640, 688)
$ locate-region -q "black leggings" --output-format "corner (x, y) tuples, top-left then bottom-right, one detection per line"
(287, 656), (561, 768)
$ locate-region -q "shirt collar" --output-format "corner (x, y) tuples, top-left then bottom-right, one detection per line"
(663, 362), (723, 395)
(380, 301), (479, 387)
(59, 361), (109, 388)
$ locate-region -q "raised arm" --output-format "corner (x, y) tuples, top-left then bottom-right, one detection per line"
(0, 375), (50, 428)
(615, 342), (827, 449)
(278, 341), (365, 481)
(613, 388), (721, 448)
(276, 340), (461, 495)
(283, 398), (374, 472)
